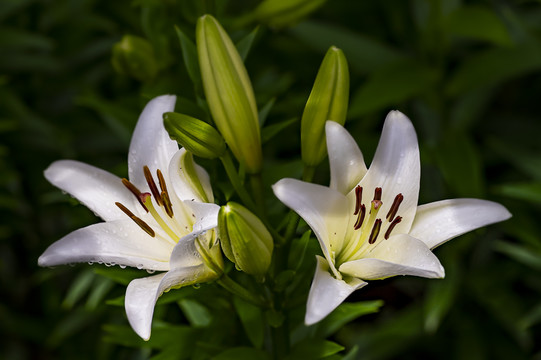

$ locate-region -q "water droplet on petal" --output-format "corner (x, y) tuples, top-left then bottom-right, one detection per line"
(119, 264), (127, 269)
(137, 264), (144, 270)
(192, 283), (201, 289)
(146, 269), (155, 274)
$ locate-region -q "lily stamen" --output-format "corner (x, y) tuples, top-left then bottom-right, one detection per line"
(354, 204), (366, 230)
(386, 193), (403, 222)
(141, 193), (178, 242)
(354, 186), (363, 215)
(143, 165), (163, 206)
(122, 178), (148, 212)
(368, 219), (382, 244)
(384, 216), (402, 240)
(115, 202), (156, 237)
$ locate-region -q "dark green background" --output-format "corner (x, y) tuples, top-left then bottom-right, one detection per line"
(2, 0), (541, 359)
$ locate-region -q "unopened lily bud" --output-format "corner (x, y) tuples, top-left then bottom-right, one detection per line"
(196, 15), (262, 174)
(301, 46), (349, 167)
(111, 35), (158, 82)
(252, 0), (327, 29)
(164, 112), (226, 159)
(218, 202), (273, 278)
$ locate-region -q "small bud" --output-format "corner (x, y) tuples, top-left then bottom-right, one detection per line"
(111, 35), (158, 82)
(196, 15), (263, 174)
(301, 46), (349, 167)
(252, 0), (327, 29)
(218, 202), (273, 278)
(164, 112), (226, 159)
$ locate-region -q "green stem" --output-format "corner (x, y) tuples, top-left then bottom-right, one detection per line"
(220, 151), (257, 211)
(249, 173), (265, 217)
(217, 274), (267, 307)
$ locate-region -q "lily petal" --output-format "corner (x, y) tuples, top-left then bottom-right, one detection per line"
(339, 234), (444, 280)
(169, 148), (214, 203)
(358, 111), (420, 234)
(125, 263), (218, 340)
(305, 256), (367, 325)
(185, 201), (220, 233)
(409, 199), (512, 249)
(326, 121), (367, 195)
(38, 220), (173, 271)
(44, 160), (141, 221)
(128, 95), (178, 189)
(273, 179), (348, 275)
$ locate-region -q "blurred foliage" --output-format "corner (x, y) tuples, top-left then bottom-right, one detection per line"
(2, 0), (541, 359)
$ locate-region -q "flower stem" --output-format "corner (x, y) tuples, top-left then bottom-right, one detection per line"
(220, 151), (257, 211)
(249, 172), (265, 217)
(217, 274), (267, 307)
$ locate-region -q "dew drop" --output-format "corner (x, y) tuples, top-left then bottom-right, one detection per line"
(119, 264), (127, 269)
(137, 264), (144, 270)
(192, 283), (201, 289)
(146, 269), (155, 274)
(88, 261), (94, 265)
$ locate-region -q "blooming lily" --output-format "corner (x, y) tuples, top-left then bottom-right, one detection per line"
(273, 112), (511, 325)
(38, 95), (223, 340)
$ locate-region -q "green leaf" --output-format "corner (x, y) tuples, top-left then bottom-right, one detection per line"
(258, 97), (276, 127)
(423, 266), (459, 333)
(349, 59), (439, 117)
(236, 26), (259, 61)
(273, 270), (296, 292)
(175, 26), (202, 89)
(443, 5), (512, 46)
(288, 230), (311, 271)
(233, 296), (265, 349)
(178, 298), (212, 328)
(434, 132), (484, 197)
(262, 117), (297, 143)
(285, 339), (344, 360)
(446, 43), (541, 96)
(212, 347), (271, 360)
(62, 269), (95, 310)
(290, 20), (406, 74)
(494, 241), (541, 271)
(495, 182), (541, 203)
(85, 277), (114, 311)
(315, 300), (383, 338)
(93, 267), (143, 286)
(488, 137), (541, 181)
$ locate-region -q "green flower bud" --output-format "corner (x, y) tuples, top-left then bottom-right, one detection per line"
(111, 35), (158, 82)
(301, 46), (349, 167)
(218, 202), (273, 278)
(164, 112), (226, 159)
(196, 15), (263, 174)
(252, 0), (327, 29)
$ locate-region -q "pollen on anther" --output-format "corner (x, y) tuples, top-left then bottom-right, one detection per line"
(373, 187), (382, 201)
(368, 219), (382, 244)
(354, 204), (366, 230)
(144, 165), (163, 206)
(354, 186), (363, 215)
(121, 178), (148, 212)
(386, 193), (404, 222)
(384, 216), (402, 240)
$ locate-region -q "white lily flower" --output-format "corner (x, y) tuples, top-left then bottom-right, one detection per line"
(38, 95), (223, 340)
(273, 111), (511, 325)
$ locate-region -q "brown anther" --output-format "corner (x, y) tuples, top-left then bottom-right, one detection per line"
(161, 191), (174, 218)
(157, 169), (168, 194)
(354, 204), (366, 230)
(143, 166), (163, 206)
(373, 187), (382, 201)
(384, 216), (402, 240)
(122, 178), (148, 212)
(386, 193), (404, 222)
(354, 186), (363, 215)
(115, 202), (155, 237)
(368, 219), (382, 244)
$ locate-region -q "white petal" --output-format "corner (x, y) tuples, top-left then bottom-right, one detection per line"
(38, 220), (173, 271)
(409, 199), (512, 249)
(169, 148), (214, 203)
(273, 179), (348, 275)
(44, 160), (140, 221)
(128, 95), (178, 189)
(326, 121), (367, 195)
(339, 234), (444, 280)
(305, 256), (367, 325)
(185, 201), (220, 233)
(358, 111), (420, 234)
(125, 264), (218, 340)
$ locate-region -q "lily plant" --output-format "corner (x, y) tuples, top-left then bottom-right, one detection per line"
(273, 111), (511, 325)
(38, 95), (223, 340)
